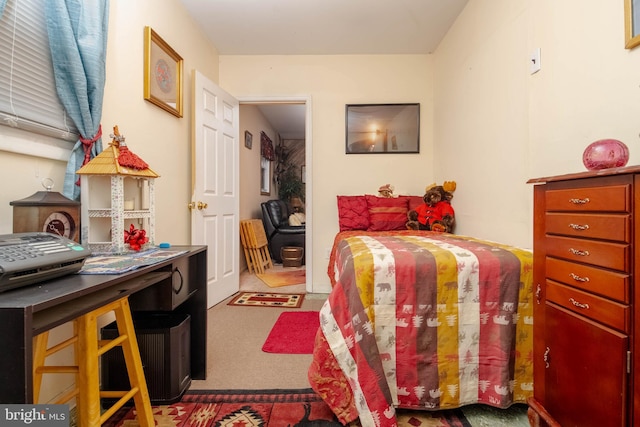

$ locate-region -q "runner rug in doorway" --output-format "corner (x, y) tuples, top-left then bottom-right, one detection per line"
(102, 389), (472, 427)
(256, 269), (305, 288)
(227, 291), (305, 308)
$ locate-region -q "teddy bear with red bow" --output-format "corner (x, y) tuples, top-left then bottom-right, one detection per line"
(406, 181), (456, 233)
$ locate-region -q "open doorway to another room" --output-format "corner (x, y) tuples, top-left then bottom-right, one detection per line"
(238, 97), (312, 293)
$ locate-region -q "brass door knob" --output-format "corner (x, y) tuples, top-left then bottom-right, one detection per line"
(197, 201), (208, 210)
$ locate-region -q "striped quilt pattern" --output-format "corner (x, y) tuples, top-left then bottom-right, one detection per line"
(309, 231), (534, 427)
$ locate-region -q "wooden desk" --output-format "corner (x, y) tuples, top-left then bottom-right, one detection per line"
(0, 246), (207, 404)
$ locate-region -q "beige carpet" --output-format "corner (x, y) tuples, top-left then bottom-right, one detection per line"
(187, 265), (530, 426)
(189, 265), (326, 390)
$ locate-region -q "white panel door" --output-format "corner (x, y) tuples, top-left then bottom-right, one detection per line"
(192, 70), (239, 308)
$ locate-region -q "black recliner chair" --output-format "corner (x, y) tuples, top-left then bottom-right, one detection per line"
(260, 200), (305, 264)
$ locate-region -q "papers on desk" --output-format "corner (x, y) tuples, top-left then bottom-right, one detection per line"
(79, 248), (187, 274)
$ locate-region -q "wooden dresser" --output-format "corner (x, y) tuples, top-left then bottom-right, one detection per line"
(527, 167), (640, 427)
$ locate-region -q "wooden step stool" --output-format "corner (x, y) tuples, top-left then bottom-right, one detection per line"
(240, 219), (273, 274)
(32, 296), (154, 427)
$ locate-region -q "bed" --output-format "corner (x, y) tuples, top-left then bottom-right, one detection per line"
(307, 195), (534, 426)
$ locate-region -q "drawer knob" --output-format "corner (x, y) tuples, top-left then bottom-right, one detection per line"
(569, 273), (589, 283)
(535, 284), (542, 304)
(569, 248), (589, 256)
(569, 197), (590, 205)
(568, 223), (589, 231)
(569, 297), (590, 310)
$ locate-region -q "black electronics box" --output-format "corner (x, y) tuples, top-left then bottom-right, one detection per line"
(100, 312), (191, 404)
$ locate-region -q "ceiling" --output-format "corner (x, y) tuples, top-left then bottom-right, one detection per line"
(180, 0), (469, 139)
(180, 0), (468, 55)
(253, 103), (306, 140)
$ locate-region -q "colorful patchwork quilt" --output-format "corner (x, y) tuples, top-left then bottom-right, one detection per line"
(308, 230), (534, 426)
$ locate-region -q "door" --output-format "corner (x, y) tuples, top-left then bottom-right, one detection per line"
(192, 70), (239, 308)
(544, 303), (628, 427)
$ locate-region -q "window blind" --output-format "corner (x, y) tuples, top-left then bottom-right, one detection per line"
(0, 0), (78, 142)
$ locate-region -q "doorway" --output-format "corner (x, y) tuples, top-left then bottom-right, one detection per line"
(238, 96), (312, 293)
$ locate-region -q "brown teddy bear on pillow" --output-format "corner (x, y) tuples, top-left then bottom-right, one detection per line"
(406, 181), (456, 232)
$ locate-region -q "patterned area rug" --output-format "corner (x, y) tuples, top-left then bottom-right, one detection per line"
(102, 389), (472, 427)
(227, 292), (305, 308)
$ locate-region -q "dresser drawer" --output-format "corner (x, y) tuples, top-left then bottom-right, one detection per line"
(546, 280), (630, 332)
(545, 235), (628, 271)
(545, 213), (630, 243)
(546, 257), (629, 303)
(545, 184), (630, 212)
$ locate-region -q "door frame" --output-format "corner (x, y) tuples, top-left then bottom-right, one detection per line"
(237, 95), (313, 293)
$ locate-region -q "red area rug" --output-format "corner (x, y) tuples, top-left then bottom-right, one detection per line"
(102, 389), (472, 426)
(262, 311), (320, 354)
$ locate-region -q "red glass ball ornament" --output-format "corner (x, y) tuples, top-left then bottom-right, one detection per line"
(582, 139), (629, 170)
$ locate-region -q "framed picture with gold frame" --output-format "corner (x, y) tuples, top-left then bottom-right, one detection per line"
(144, 26), (183, 117)
(625, 0), (640, 49)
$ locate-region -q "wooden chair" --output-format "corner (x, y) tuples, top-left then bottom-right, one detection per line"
(240, 219), (273, 274)
(32, 296), (154, 427)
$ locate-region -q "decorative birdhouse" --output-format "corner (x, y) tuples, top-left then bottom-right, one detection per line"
(76, 126), (159, 253)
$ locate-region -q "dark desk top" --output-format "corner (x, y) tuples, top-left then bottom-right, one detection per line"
(0, 245), (206, 334)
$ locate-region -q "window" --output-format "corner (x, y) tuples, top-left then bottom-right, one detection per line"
(260, 157), (271, 195)
(0, 0), (78, 157)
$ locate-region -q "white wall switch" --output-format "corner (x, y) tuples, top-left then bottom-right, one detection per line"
(530, 48), (541, 74)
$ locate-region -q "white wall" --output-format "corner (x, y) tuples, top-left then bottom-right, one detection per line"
(102, 0), (219, 245)
(434, 0), (532, 247)
(435, 0), (640, 249)
(239, 104), (278, 271)
(220, 54), (434, 292)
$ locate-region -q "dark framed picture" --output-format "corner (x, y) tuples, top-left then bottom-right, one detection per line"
(143, 26), (183, 117)
(245, 131), (253, 149)
(345, 103), (420, 154)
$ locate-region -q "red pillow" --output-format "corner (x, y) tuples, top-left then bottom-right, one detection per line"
(402, 195), (425, 211)
(337, 195), (370, 231)
(366, 195), (409, 231)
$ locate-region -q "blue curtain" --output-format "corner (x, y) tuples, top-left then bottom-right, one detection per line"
(45, 0), (109, 200)
(0, 0), (7, 18)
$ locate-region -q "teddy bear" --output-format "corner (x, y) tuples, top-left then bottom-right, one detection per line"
(406, 181), (456, 232)
(378, 184), (394, 198)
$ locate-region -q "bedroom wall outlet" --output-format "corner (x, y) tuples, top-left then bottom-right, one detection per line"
(530, 48), (541, 74)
